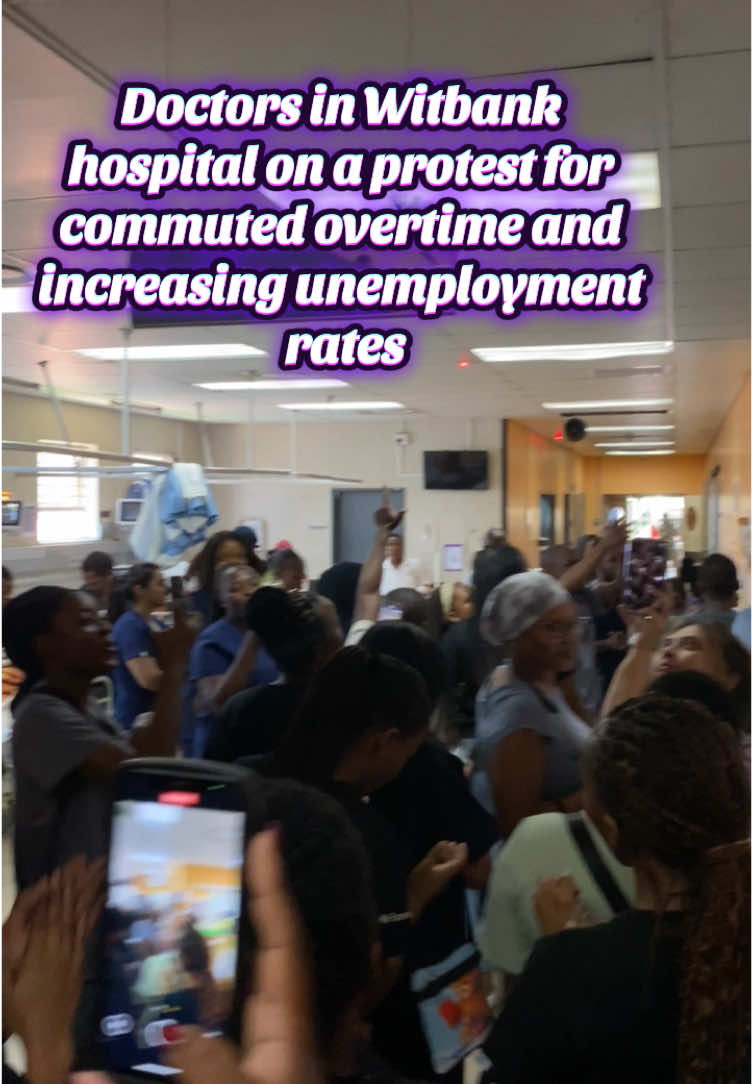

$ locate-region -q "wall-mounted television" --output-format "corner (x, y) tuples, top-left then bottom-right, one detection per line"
(423, 451), (489, 491)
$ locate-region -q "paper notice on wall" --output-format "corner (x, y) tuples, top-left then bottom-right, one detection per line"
(443, 544), (464, 572)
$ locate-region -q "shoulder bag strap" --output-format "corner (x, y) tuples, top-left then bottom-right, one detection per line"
(565, 814), (630, 914)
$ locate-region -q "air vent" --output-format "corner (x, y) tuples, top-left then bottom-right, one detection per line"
(110, 398), (163, 415)
(592, 365), (664, 378)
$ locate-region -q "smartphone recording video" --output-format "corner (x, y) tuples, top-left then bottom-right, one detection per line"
(99, 762), (248, 1078)
(622, 538), (668, 611)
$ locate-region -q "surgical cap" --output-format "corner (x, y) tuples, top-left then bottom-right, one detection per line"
(480, 571), (571, 646)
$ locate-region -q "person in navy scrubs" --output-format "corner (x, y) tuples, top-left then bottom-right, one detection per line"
(181, 564), (278, 757)
(111, 563), (168, 731)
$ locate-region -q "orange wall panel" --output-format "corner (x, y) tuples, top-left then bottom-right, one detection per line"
(505, 418), (714, 571)
(581, 455), (707, 528)
(505, 421), (584, 567)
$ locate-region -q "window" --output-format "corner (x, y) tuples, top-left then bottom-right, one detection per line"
(36, 441), (100, 544)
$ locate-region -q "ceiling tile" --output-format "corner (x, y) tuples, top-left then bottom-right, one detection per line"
(670, 52), (750, 145)
(669, 0), (750, 56)
(671, 144), (750, 207)
(673, 203), (750, 249)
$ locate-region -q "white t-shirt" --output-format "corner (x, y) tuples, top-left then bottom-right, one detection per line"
(379, 558), (419, 596)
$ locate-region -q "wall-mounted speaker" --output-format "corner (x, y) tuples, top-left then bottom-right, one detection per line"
(564, 418), (586, 442)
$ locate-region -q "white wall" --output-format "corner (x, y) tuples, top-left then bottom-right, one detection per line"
(2, 393), (504, 586)
(208, 417), (503, 580)
(2, 393), (205, 583)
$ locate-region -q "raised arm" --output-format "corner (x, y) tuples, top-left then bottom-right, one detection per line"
(130, 610), (196, 757)
(559, 521), (627, 595)
(599, 592), (670, 719)
(353, 490), (405, 624)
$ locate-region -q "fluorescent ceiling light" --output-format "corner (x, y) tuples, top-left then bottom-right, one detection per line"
(473, 341), (673, 363)
(195, 379), (347, 391)
(594, 441), (675, 448)
(278, 401), (404, 412)
(542, 398), (674, 410)
(586, 425), (675, 433)
(605, 449), (676, 456)
(615, 151), (661, 211)
(77, 344), (266, 361)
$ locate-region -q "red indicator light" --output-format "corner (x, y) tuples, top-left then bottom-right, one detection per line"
(158, 791), (200, 806)
(553, 430), (564, 441)
(457, 358), (471, 369)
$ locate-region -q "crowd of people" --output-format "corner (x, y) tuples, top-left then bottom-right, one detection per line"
(1, 497), (750, 1084)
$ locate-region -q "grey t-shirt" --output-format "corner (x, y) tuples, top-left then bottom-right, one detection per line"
(472, 678), (591, 819)
(12, 688), (132, 890)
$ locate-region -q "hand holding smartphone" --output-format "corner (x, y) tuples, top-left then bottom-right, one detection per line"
(153, 603), (197, 671)
(621, 538), (668, 611)
(98, 760), (252, 1078)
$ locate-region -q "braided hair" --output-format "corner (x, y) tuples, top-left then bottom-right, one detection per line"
(584, 696), (750, 1083)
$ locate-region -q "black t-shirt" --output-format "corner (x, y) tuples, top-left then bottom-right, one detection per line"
(484, 910), (687, 1083)
(372, 740), (498, 965)
(239, 754), (412, 961)
(204, 683), (301, 762)
(325, 780), (413, 960)
(333, 1046), (432, 1082)
(369, 741), (499, 1081)
(440, 621), (478, 737)
(594, 608), (627, 692)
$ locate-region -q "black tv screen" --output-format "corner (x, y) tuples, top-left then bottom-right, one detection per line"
(424, 451), (489, 490)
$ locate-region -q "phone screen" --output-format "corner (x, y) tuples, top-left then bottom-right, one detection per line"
(622, 538), (668, 610)
(99, 771), (246, 1076)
